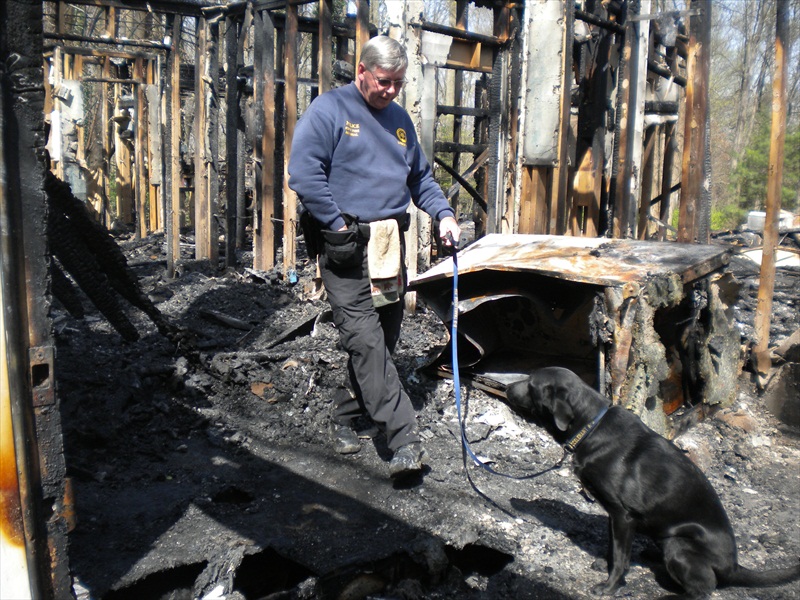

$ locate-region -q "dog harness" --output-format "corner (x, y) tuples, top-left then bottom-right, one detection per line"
(564, 406), (609, 453)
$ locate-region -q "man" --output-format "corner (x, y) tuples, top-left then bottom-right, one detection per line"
(288, 35), (460, 479)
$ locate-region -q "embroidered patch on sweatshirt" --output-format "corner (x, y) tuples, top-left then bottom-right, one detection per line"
(345, 121), (360, 137)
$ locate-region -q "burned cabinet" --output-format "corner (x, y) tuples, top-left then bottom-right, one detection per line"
(409, 234), (739, 436)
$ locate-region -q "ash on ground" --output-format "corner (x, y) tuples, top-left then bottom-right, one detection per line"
(57, 230), (800, 600)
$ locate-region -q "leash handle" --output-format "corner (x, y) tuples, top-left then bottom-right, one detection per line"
(443, 232), (459, 256)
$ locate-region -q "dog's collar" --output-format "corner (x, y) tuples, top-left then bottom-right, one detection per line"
(564, 406), (609, 453)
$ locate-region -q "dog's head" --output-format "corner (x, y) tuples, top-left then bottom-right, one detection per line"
(505, 367), (607, 440)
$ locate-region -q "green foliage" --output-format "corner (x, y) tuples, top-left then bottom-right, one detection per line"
(710, 204), (747, 231)
(731, 108), (800, 214)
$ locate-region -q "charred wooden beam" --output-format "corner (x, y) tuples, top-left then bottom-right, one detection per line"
(202, 1), (247, 17)
(446, 148), (489, 200)
(613, 0), (651, 239)
(414, 19), (504, 45)
(435, 141), (488, 155)
(575, 8), (625, 34)
(225, 14), (241, 266)
(518, 166), (549, 234)
(253, 8), (277, 270)
(134, 57), (147, 238)
(433, 156), (488, 213)
(43, 31), (169, 50)
(645, 100), (679, 114)
(193, 18), (215, 261)
(166, 15), (183, 277)
(283, 4), (299, 280)
(53, 0), (207, 17)
(80, 77), (143, 84)
(253, 8), (267, 269)
(449, 0), (469, 216)
(143, 60), (165, 231)
(99, 54), (112, 221)
(113, 81), (134, 224)
(1, 9), (65, 592)
(207, 21), (220, 263)
(550, 2), (574, 235)
(753, 0), (790, 378)
(647, 59), (687, 87)
(658, 122), (678, 240)
(355, 0), (369, 61)
(318, 0), (333, 94)
(200, 309), (252, 331)
(650, 182), (682, 207)
(677, 0), (711, 244)
(267, 12), (377, 39)
(437, 105), (490, 118)
(637, 126), (658, 239)
(235, 11), (250, 251)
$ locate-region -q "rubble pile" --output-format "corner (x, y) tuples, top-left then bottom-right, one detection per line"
(56, 229), (799, 600)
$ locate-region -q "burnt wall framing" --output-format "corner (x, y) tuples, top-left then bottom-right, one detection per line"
(40, 0), (524, 278)
(516, 0), (706, 242)
(39, 0), (712, 278)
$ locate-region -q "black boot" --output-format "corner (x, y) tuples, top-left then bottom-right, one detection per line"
(331, 422), (360, 454)
(389, 442), (423, 478)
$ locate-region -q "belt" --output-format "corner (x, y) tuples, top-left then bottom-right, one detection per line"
(354, 214), (410, 241)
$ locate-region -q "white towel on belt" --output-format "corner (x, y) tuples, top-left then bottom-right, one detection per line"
(368, 219), (402, 306)
(368, 220), (401, 279)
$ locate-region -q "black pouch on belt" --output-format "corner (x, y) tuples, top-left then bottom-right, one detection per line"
(321, 214), (364, 270)
(299, 210), (322, 259)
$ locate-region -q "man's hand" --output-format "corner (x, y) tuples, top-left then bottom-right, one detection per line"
(439, 216), (461, 250)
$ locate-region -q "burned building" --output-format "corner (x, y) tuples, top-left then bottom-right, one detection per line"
(2, 0), (797, 598)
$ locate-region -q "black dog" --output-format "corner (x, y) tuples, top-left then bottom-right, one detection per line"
(505, 367), (800, 599)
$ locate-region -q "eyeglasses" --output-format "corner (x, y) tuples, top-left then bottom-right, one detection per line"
(367, 69), (406, 89)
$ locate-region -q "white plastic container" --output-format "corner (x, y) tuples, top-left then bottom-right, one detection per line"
(746, 211), (766, 231)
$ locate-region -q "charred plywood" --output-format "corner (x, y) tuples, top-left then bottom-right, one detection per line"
(409, 234), (740, 436)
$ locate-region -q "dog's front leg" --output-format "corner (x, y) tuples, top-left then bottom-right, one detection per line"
(591, 513), (635, 596)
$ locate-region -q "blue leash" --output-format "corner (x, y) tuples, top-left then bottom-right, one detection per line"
(446, 237), (566, 484)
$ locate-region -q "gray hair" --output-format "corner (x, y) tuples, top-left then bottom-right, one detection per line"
(359, 36), (408, 72)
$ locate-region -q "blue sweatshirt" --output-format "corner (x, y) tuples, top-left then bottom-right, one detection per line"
(287, 82), (455, 232)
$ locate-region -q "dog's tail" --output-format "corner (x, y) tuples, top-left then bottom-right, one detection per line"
(721, 561), (800, 588)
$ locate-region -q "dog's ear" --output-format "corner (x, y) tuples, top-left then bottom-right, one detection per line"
(552, 386), (574, 431)
(537, 383), (555, 408)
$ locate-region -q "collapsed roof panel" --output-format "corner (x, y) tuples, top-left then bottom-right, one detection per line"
(412, 234), (732, 288)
